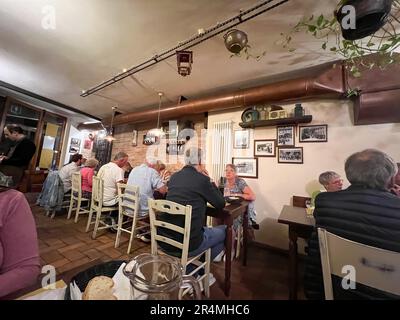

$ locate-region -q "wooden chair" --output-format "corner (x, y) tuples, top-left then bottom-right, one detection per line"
(115, 183), (149, 254)
(67, 172), (90, 223)
(148, 199), (212, 298)
(293, 195), (311, 208)
(318, 228), (400, 299)
(85, 176), (118, 239)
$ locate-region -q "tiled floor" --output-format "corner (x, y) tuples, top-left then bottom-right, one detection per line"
(29, 194), (305, 300)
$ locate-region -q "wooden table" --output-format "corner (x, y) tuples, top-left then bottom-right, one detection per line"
(206, 200), (249, 297)
(278, 205), (315, 300)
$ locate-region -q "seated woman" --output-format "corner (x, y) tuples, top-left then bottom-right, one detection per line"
(0, 188), (40, 297)
(224, 164), (258, 230)
(80, 158), (99, 199)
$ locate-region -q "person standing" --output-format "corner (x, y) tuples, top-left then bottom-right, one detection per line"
(0, 125), (36, 187)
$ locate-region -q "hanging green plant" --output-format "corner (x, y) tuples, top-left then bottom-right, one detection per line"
(230, 44), (267, 61)
(280, 0), (400, 96)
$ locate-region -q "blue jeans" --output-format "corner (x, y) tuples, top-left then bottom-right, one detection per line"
(189, 225), (226, 262)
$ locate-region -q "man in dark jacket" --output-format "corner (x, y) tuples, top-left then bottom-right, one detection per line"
(304, 149), (400, 300)
(0, 125), (36, 187)
(158, 147), (226, 260)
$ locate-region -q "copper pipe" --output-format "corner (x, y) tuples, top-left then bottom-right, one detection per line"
(79, 63), (345, 129)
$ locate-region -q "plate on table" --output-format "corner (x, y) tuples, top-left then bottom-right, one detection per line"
(224, 196), (243, 204)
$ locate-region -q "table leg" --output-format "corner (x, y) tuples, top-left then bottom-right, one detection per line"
(242, 208), (248, 267)
(288, 227), (298, 300)
(224, 222), (232, 297)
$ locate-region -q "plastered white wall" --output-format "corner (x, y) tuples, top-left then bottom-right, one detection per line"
(207, 100), (400, 250)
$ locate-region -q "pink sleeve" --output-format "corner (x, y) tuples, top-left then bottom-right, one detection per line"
(0, 191), (40, 298)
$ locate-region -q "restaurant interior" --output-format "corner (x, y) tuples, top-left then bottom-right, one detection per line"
(1, 0), (400, 301)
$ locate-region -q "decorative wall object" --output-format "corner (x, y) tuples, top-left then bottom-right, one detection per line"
(299, 125), (328, 143)
(241, 107), (259, 123)
(69, 138), (81, 153)
(277, 125), (295, 147)
(232, 157), (258, 178)
(234, 129), (250, 149)
(254, 139), (276, 157)
(132, 129), (138, 146)
(166, 140), (185, 155)
(143, 134), (159, 145)
(278, 147), (303, 164)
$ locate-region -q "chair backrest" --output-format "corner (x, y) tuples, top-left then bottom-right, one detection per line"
(91, 176), (103, 208)
(71, 172), (82, 195)
(292, 195), (311, 208)
(118, 183), (139, 216)
(148, 199), (192, 264)
(318, 228), (400, 299)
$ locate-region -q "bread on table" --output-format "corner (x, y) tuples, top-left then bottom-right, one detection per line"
(82, 276), (117, 300)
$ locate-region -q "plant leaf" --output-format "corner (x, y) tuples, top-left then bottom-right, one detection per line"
(317, 14), (324, 27)
(322, 42), (327, 50)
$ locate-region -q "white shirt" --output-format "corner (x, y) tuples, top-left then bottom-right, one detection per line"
(97, 162), (124, 206)
(58, 162), (80, 193)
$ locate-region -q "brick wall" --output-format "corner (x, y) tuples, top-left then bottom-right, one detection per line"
(111, 114), (207, 172)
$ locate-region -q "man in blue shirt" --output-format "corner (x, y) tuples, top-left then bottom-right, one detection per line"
(127, 158), (167, 242)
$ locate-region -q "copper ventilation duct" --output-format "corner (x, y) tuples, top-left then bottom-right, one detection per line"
(77, 54), (400, 130)
(78, 63), (344, 131)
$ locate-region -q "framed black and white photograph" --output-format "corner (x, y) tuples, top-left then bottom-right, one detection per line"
(69, 138), (81, 153)
(143, 134), (159, 145)
(299, 124), (328, 142)
(232, 157), (258, 178)
(234, 130), (250, 149)
(278, 147), (303, 164)
(166, 140), (185, 155)
(254, 139), (276, 157)
(277, 125), (295, 147)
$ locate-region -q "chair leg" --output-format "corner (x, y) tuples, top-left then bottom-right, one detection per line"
(74, 199), (82, 223)
(67, 197), (74, 220)
(86, 206), (94, 232)
(127, 216), (137, 254)
(204, 249), (211, 298)
(115, 212), (124, 249)
(92, 209), (101, 239)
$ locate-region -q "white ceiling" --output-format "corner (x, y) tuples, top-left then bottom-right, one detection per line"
(0, 0), (341, 119)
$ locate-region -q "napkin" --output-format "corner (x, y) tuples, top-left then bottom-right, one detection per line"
(112, 262), (132, 300)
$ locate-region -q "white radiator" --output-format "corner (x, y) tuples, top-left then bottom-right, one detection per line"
(211, 121), (232, 183)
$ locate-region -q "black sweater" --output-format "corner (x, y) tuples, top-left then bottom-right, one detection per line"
(2, 138), (36, 167)
(304, 185), (400, 300)
(158, 165), (225, 254)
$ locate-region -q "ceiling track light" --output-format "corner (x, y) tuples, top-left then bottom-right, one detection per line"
(80, 0), (290, 97)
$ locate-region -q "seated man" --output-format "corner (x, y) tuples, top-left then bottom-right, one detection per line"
(390, 163), (400, 196)
(127, 158), (167, 242)
(158, 147), (226, 281)
(58, 154), (83, 194)
(97, 152), (129, 228)
(318, 171), (343, 192)
(304, 149), (400, 299)
(0, 125), (36, 187)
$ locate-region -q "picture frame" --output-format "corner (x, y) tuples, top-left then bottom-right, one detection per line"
(299, 124), (328, 143)
(234, 129), (250, 149)
(132, 129), (138, 146)
(232, 157), (258, 178)
(69, 138), (81, 153)
(277, 125), (295, 147)
(254, 139), (276, 157)
(143, 134), (159, 145)
(278, 147), (303, 164)
(166, 140), (185, 155)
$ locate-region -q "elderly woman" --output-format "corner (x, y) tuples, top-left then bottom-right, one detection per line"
(80, 158), (99, 199)
(224, 164), (258, 230)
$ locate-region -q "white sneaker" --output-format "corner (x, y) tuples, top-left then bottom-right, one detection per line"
(213, 250), (225, 262)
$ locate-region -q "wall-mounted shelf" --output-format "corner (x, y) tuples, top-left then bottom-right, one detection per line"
(239, 115), (313, 128)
